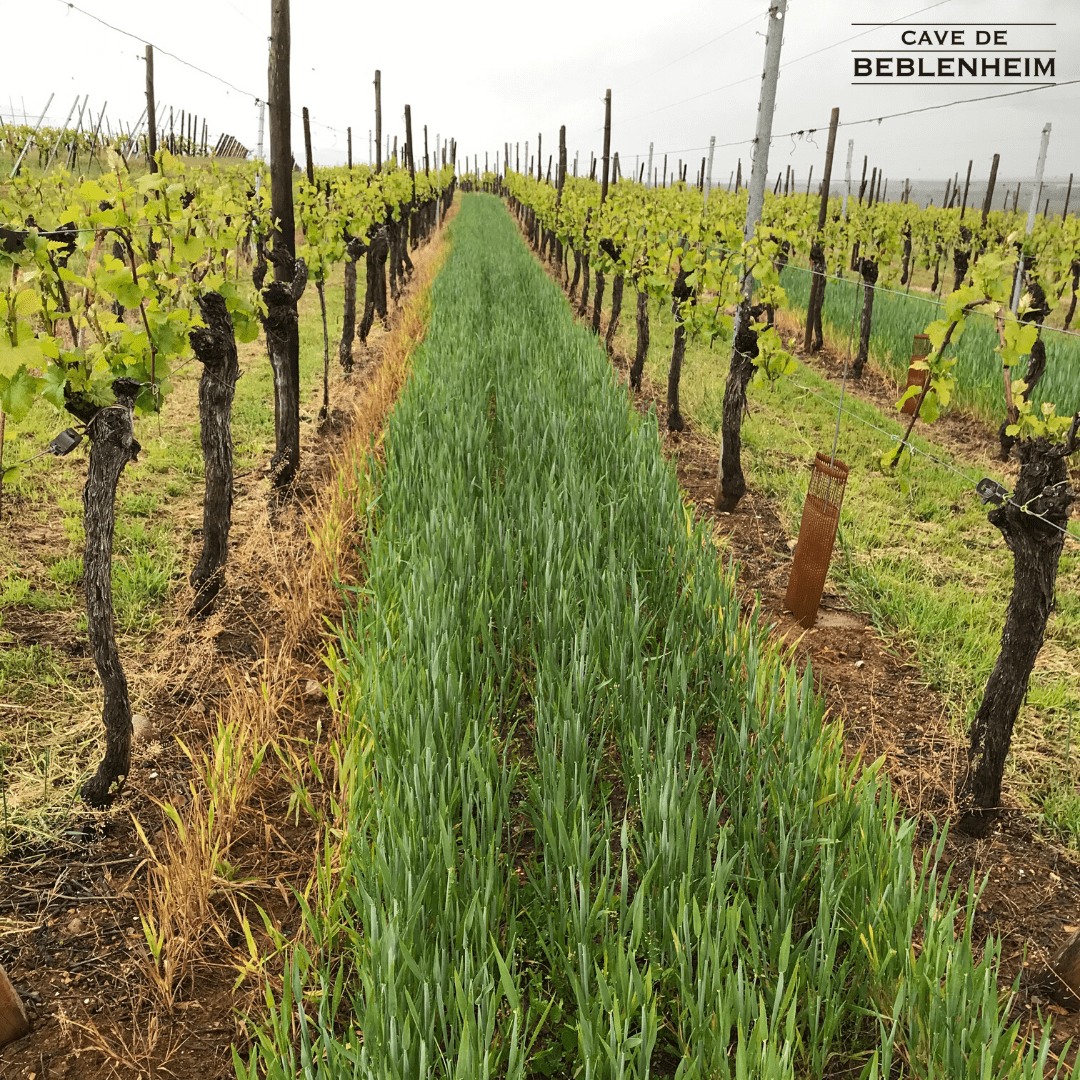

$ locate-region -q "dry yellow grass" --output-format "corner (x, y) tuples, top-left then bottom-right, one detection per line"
(131, 217), (453, 1014)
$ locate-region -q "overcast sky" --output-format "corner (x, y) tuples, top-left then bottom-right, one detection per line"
(3, 0), (1077, 187)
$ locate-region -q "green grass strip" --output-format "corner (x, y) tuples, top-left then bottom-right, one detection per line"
(238, 195), (1074, 1080)
(781, 264), (1080, 421)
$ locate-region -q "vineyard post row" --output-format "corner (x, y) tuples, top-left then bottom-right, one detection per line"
(6, 43), (261, 181)
(2, 0), (458, 809)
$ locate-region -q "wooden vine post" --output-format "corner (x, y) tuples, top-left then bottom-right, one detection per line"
(591, 90), (611, 336)
(984, 154), (997, 227)
(556, 124), (567, 274)
(374, 69), (382, 172)
(404, 103), (416, 247)
(803, 106), (839, 354)
(145, 45), (158, 172)
(303, 107), (331, 423)
(264, 0), (305, 489)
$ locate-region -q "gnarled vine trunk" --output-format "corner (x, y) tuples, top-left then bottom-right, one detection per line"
(629, 289), (649, 391)
(899, 226), (912, 286)
(399, 210), (415, 279)
(592, 271), (605, 334)
(715, 301), (760, 512)
(257, 252), (308, 488)
(605, 274), (624, 355)
(852, 257), (878, 378)
(189, 292), (239, 617)
(317, 279), (330, 422)
(1063, 259), (1079, 332)
(78, 378), (142, 808)
(577, 254), (591, 319)
(338, 235), (367, 374)
(951, 226), (972, 293)
(359, 227), (390, 344)
(956, 423), (1079, 836)
(387, 217), (401, 302)
(805, 239), (826, 353)
(568, 248), (581, 303)
(666, 266), (695, 432)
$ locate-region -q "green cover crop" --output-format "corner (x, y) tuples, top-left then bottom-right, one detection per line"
(239, 196), (1075, 1080)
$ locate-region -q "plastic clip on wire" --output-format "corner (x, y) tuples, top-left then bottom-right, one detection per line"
(49, 427), (83, 456)
(976, 477), (1009, 507)
(1, 426), (83, 478)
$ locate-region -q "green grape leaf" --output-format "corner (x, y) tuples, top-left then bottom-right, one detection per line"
(173, 234), (206, 263)
(39, 363), (68, 410)
(896, 385), (922, 409)
(78, 179), (110, 203)
(0, 364), (42, 421)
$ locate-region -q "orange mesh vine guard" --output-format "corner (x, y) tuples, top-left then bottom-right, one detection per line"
(901, 333), (932, 416)
(784, 452), (849, 629)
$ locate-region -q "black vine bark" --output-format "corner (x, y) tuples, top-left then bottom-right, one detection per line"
(1032, 928), (1080, 1009)
(900, 225), (912, 286)
(338, 234), (367, 373)
(399, 211), (415, 280)
(666, 267), (696, 432)
(630, 289), (649, 391)
(569, 248), (582, 303)
(951, 226), (972, 293)
(387, 217), (401, 302)
(254, 245), (308, 487)
(999, 277), (1051, 461)
(317, 279), (330, 422)
(956, 421), (1079, 837)
(578, 254), (591, 319)
(805, 239), (826, 352)
(852, 257), (878, 377)
(359, 227), (390, 344)
(188, 292), (239, 617)
(592, 271), (605, 334)
(715, 302), (760, 513)
(605, 274), (624, 355)
(78, 378), (142, 808)
(1063, 259), (1079, 332)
